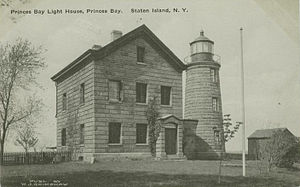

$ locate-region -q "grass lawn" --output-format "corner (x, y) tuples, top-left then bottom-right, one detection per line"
(1, 160), (300, 187)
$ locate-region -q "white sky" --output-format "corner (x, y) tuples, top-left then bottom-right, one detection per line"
(1, 0), (299, 152)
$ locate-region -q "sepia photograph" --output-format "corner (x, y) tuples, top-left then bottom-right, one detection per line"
(0, 0), (299, 186)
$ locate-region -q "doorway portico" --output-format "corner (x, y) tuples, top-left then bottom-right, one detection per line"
(155, 115), (184, 159)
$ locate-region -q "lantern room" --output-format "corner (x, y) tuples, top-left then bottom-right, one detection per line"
(190, 30), (214, 62)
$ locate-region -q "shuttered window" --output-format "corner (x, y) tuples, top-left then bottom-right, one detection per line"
(109, 80), (121, 101)
(136, 82), (147, 103)
(136, 124), (147, 144)
(137, 46), (145, 63)
(61, 128), (66, 146)
(62, 93), (67, 111)
(109, 123), (121, 144)
(80, 83), (85, 104)
(161, 86), (171, 105)
(79, 124), (84, 145)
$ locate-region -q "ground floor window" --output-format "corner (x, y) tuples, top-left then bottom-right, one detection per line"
(136, 123), (147, 144)
(79, 124), (85, 145)
(61, 128), (66, 146)
(109, 122), (121, 144)
(214, 129), (221, 144)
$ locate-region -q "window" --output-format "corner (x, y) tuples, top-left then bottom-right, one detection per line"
(214, 129), (221, 144)
(108, 80), (121, 101)
(212, 97), (218, 112)
(136, 124), (147, 144)
(136, 82), (147, 103)
(62, 93), (67, 111)
(79, 124), (85, 145)
(210, 68), (218, 82)
(108, 122), (121, 144)
(80, 83), (85, 104)
(61, 128), (66, 146)
(161, 86), (171, 105)
(137, 46), (145, 63)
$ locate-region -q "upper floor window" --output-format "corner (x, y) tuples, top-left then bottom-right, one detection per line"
(108, 80), (122, 101)
(136, 123), (147, 144)
(108, 122), (121, 144)
(161, 86), (171, 105)
(212, 97), (219, 112)
(79, 124), (85, 145)
(62, 93), (67, 111)
(136, 82), (147, 103)
(80, 83), (85, 104)
(210, 68), (218, 82)
(137, 46), (145, 63)
(61, 128), (66, 146)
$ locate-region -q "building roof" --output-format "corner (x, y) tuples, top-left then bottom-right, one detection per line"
(248, 128), (293, 139)
(158, 114), (181, 121)
(51, 24), (186, 82)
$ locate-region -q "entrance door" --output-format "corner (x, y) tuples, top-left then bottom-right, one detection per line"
(165, 128), (177, 155)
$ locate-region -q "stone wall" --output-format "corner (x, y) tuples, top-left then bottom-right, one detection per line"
(182, 119), (198, 159)
(184, 61), (225, 159)
(55, 57), (96, 158)
(93, 37), (183, 154)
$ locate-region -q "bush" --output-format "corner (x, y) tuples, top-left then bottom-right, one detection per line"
(277, 142), (300, 168)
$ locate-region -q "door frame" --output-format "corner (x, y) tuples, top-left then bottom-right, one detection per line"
(164, 123), (178, 155)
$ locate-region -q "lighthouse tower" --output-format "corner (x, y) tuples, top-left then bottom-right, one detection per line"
(184, 30), (224, 159)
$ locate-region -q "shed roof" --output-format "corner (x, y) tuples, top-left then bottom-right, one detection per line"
(51, 24), (186, 82)
(248, 128), (291, 139)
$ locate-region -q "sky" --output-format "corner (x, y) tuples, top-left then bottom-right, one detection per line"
(0, 0), (299, 152)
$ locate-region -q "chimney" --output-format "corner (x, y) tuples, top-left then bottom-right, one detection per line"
(111, 30), (122, 41)
(91, 44), (102, 50)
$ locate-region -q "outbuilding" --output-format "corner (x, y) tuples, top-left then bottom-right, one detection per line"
(248, 128), (296, 160)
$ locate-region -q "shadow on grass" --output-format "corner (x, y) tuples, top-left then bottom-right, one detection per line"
(2, 169), (299, 187)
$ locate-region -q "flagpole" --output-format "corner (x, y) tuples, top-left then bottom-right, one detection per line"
(240, 27), (246, 177)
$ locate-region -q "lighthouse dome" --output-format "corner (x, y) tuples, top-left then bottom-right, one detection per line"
(190, 30), (214, 45)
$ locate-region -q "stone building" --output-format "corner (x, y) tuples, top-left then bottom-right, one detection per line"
(51, 24), (224, 161)
(184, 30), (225, 159)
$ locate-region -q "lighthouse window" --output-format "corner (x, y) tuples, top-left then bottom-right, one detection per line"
(208, 43), (213, 53)
(214, 129), (221, 144)
(203, 42), (209, 52)
(196, 43), (201, 53)
(161, 86), (172, 105)
(212, 97), (218, 112)
(191, 43), (197, 54)
(210, 68), (218, 82)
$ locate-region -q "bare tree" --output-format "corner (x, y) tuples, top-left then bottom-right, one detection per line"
(218, 114), (241, 184)
(0, 38), (45, 164)
(259, 130), (297, 172)
(15, 122), (38, 153)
